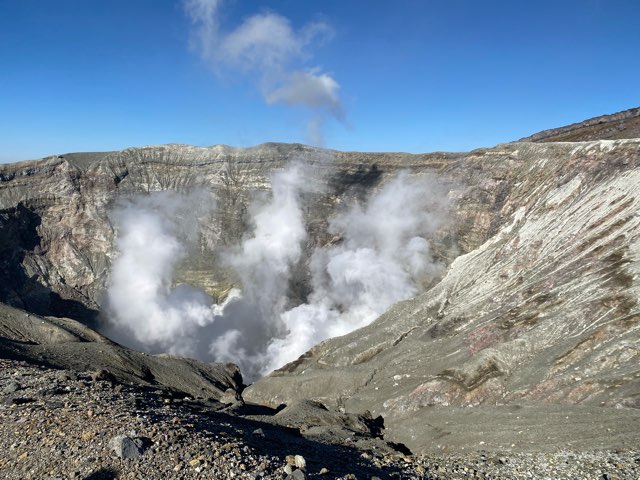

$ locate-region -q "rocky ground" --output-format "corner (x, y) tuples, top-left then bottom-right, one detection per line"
(2, 358), (639, 480)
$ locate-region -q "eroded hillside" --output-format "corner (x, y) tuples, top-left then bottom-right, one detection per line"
(245, 139), (640, 452)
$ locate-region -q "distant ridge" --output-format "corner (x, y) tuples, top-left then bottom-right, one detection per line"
(520, 106), (640, 142)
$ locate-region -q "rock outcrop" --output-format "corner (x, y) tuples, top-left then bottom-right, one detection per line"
(0, 303), (242, 400)
(520, 106), (640, 142)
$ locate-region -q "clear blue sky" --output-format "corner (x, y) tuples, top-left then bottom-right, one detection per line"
(1, 0), (639, 162)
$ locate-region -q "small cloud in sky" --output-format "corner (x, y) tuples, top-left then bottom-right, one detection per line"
(184, 0), (344, 145)
(266, 70), (342, 118)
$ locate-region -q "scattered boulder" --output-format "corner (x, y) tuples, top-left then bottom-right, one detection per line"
(220, 388), (244, 406)
(294, 455), (306, 470)
(108, 435), (147, 459)
(2, 381), (21, 394)
(283, 454), (307, 479)
(90, 369), (116, 384)
(286, 470), (305, 480)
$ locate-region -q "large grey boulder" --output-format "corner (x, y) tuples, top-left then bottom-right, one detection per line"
(108, 435), (144, 459)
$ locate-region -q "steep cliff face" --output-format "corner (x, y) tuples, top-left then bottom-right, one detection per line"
(0, 143), (487, 321)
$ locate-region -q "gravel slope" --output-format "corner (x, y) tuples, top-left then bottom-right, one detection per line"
(2, 359), (639, 479)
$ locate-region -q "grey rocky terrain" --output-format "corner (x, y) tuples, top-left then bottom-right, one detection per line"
(245, 139), (640, 454)
(3, 359), (639, 479)
(0, 303), (242, 400)
(519, 106), (640, 143)
(1, 108), (640, 478)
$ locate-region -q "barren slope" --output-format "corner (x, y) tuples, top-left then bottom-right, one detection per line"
(245, 139), (640, 453)
(520, 106), (640, 142)
(0, 303), (242, 400)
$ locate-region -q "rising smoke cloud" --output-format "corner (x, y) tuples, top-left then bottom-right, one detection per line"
(184, 0), (343, 144)
(204, 163), (319, 379)
(104, 166), (447, 382)
(258, 171), (447, 374)
(103, 189), (233, 356)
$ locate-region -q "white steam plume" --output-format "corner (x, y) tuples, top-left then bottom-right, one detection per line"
(184, 0), (343, 144)
(103, 167), (447, 382)
(206, 163), (318, 379)
(229, 164), (309, 317)
(266, 70), (342, 118)
(203, 167), (446, 378)
(258, 171), (447, 374)
(103, 190), (237, 356)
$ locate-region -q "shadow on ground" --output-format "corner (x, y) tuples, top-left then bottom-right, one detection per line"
(83, 467), (118, 480)
(143, 388), (410, 478)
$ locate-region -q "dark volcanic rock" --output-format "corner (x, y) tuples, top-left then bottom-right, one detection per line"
(0, 303), (242, 400)
(519, 106), (640, 142)
(269, 400), (383, 438)
(245, 399), (389, 452)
